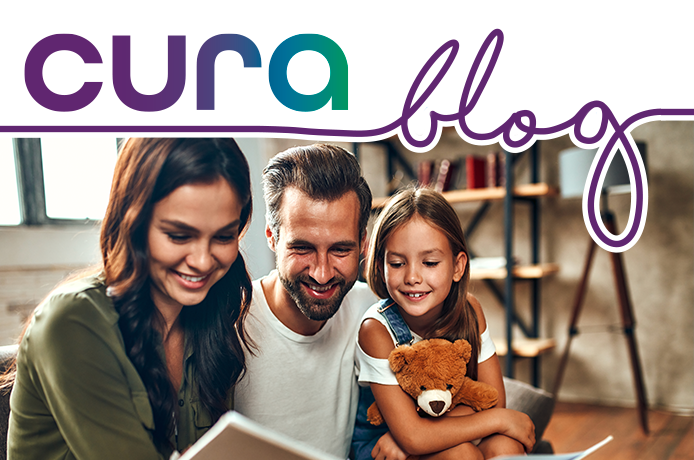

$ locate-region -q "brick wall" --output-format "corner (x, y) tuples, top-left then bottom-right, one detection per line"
(0, 266), (82, 346)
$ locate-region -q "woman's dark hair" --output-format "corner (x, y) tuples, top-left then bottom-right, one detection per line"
(365, 187), (480, 379)
(101, 138), (253, 451)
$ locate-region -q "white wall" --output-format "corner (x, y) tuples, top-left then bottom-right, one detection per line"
(236, 138), (277, 280)
(0, 226), (101, 345)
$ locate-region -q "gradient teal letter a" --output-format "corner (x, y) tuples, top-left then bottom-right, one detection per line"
(269, 34), (347, 112)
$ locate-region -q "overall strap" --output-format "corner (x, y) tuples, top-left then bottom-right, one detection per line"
(376, 299), (414, 347)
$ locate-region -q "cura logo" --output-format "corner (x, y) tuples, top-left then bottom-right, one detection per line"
(24, 33), (348, 113)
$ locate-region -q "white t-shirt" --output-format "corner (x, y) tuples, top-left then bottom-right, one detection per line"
(356, 302), (497, 386)
(233, 272), (377, 458)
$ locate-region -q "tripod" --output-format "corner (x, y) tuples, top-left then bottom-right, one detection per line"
(552, 205), (649, 434)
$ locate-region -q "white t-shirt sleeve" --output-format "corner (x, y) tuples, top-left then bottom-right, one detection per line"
(356, 341), (399, 386)
(478, 326), (496, 363)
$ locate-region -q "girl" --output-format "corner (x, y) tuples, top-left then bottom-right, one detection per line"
(3, 138), (253, 460)
(353, 187), (535, 460)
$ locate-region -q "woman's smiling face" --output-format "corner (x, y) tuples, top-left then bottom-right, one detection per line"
(384, 215), (466, 334)
(147, 178), (243, 316)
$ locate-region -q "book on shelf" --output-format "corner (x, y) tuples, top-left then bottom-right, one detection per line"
(434, 158), (458, 193)
(486, 151), (507, 188)
(417, 160), (434, 187)
(497, 151), (507, 188)
(486, 152), (498, 187)
(419, 159), (459, 193)
(453, 157), (467, 190)
(494, 436), (613, 460)
(466, 155), (486, 189)
(173, 411), (339, 460)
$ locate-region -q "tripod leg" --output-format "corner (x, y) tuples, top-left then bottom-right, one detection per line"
(552, 239), (597, 397)
(605, 216), (650, 434)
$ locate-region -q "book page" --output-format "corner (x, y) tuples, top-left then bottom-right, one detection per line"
(492, 436), (613, 460)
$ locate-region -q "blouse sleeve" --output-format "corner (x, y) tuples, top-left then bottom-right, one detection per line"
(478, 326), (497, 363)
(11, 290), (165, 460)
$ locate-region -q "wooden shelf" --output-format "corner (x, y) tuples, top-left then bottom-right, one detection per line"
(470, 263), (559, 280)
(372, 183), (558, 208)
(494, 337), (556, 358)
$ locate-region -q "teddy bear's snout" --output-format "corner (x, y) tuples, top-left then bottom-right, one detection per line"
(429, 400), (445, 414)
(417, 389), (452, 417)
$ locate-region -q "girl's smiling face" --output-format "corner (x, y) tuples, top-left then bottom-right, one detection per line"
(384, 215), (467, 334)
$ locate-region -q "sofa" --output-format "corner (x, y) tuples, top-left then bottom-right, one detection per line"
(1, 345), (15, 460)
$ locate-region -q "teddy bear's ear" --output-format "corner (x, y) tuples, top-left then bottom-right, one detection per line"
(389, 346), (414, 373)
(454, 339), (472, 362)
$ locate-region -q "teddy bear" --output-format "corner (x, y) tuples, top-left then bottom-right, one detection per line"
(367, 338), (499, 426)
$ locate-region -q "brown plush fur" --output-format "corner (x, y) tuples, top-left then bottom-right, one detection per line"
(367, 338), (498, 427)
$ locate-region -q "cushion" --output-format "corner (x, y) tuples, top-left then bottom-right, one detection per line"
(504, 377), (555, 451)
(1, 344), (18, 460)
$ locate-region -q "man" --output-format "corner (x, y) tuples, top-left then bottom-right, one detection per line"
(233, 144), (377, 458)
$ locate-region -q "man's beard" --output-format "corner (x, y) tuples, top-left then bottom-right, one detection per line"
(278, 271), (356, 322)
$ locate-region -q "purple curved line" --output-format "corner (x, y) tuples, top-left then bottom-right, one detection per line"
(0, 108), (692, 137)
(400, 40), (459, 148)
(457, 30), (505, 142)
(586, 131), (642, 248)
(0, 121), (403, 135)
(585, 107), (694, 249)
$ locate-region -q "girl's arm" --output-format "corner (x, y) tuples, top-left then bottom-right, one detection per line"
(467, 293), (507, 408)
(359, 319), (535, 456)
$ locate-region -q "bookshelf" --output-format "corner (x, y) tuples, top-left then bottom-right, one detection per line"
(368, 141), (558, 387)
(469, 263), (559, 280)
(372, 183), (558, 208)
(494, 337), (557, 358)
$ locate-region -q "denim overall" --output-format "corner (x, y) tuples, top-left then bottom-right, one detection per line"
(351, 299), (414, 460)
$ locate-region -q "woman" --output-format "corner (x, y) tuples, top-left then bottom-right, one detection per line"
(2, 138), (253, 459)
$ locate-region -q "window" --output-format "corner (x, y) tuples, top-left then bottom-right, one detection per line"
(0, 139), (21, 226)
(41, 138), (118, 220)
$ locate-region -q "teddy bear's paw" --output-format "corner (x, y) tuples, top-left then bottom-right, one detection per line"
(366, 402), (385, 426)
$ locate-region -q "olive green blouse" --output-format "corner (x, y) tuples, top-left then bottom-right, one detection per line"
(8, 275), (216, 460)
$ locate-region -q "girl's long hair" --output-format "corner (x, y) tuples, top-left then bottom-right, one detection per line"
(2, 138), (253, 453)
(365, 187), (480, 379)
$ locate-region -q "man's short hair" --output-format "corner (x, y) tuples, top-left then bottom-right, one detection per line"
(263, 143), (372, 242)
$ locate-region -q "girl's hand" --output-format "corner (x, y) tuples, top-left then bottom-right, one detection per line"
(495, 408), (536, 452)
(372, 431), (410, 460)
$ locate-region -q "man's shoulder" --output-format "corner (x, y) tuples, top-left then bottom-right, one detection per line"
(346, 280), (374, 298)
(250, 274), (270, 307)
(342, 281), (378, 316)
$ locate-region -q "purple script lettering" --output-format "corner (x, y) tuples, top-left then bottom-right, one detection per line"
(398, 29), (648, 253)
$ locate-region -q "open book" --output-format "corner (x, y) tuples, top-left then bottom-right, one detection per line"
(175, 411), (340, 460)
(493, 436), (613, 460)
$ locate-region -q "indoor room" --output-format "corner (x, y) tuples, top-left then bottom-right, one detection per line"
(0, 126), (692, 459)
